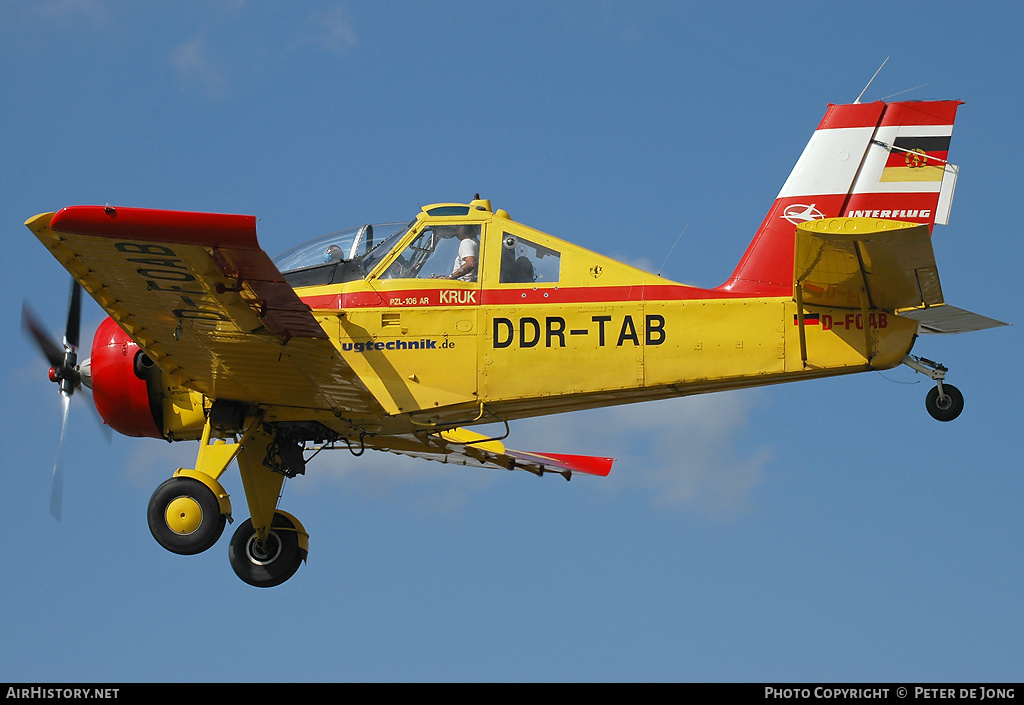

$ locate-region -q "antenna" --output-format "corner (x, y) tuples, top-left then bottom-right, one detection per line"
(658, 224), (689, 277)
(881, 83), (928, 101)
(854, 57), (889, 104)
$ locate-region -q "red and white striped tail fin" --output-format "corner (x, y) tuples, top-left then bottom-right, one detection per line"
(718, 99), (962, 297)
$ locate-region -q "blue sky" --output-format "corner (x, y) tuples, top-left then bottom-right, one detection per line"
(1, 0), (1021, 683)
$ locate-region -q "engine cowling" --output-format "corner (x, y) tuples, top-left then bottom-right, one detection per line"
(89, 316), (164, 438)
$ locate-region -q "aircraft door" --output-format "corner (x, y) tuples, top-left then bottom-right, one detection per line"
(480, 227), (647, 403)
(341, 223), (483, 417)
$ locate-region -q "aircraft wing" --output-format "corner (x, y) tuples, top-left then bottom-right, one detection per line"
(794, 217), (1008, 332)
(27, 206), (385, 418)
(365, 427), (613, 479)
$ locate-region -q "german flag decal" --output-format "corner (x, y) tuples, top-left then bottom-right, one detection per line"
(879, 136), (951, 182)
(793, 313), (820, 325)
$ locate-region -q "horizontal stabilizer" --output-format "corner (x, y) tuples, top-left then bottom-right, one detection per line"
(795, 217), (942, 311)
(898, 304), (1009, 334)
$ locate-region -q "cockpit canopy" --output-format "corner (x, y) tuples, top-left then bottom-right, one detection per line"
(273, 221), (413, 287)
(272, 199), (561, 289)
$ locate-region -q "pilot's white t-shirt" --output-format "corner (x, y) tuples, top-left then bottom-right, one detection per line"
(454, 237), (479, 281)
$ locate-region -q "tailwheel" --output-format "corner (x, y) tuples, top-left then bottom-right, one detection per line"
(228, 512), (307, 588)
(926, 383), (964, 422)
(148, 477), (226, 555)
(902, 355), (966, 422)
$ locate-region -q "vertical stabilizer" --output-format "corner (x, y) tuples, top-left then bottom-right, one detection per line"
(718, 100), (962, 296)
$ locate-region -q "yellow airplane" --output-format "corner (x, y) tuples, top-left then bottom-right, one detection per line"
(23, 97), (1006, 587)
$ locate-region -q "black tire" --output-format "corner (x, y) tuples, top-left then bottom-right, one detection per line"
(228, 513), (304, 588)
(925, 384), (964, 422)
(148, 477), (226, 555)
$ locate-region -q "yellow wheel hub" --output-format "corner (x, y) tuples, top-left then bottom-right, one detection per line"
(165, 496), (204, 536)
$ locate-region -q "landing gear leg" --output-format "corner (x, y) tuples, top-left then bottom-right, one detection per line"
(902, 355), (965, 422)
(229, 425), (309, 587)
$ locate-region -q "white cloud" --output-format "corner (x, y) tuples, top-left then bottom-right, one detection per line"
(305, 3), (358, 56)
(307, 391), (772, 517)
(167, 32), (228, 95)
(25, 0), (111, 29)
(116, 435), (197, 491)
(108, 385), (771, 519)
(163, 3), (358, 95)
(512, 392), (772, 516)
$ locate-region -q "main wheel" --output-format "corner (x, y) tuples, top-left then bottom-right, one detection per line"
(148, 477), (226, 555)
(925, 384), (964, 422)
(228, 513), (305, 588)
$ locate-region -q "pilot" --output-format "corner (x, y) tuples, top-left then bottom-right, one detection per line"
(446, 227), (478, 281)
(323, 244), (345, 263)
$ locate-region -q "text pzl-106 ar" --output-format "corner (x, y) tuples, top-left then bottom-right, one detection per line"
(24, 97), (1006, 586)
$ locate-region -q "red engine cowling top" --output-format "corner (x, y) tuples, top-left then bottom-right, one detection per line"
(90, 316), (163, 439)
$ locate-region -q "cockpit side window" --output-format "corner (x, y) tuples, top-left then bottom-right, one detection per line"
(499, 233), (560, 284)
(380, 224), (481, 281)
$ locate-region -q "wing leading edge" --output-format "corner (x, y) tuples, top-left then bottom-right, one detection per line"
(27, 206), (385, 418)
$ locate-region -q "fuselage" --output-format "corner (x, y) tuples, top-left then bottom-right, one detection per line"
(281, 199), (917, 431)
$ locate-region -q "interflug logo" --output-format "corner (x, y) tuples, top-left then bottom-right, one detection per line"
(781, 203), (825, 225)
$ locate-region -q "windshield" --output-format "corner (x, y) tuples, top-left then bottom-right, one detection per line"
(273, 221), (414, 287)
(380, 224), (480, 281)
(274, 222), (412, 273)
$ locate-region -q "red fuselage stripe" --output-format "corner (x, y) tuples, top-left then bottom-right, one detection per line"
(299, 283), (764, 310)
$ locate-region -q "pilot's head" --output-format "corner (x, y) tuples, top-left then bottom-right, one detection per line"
(323, 244), (345, 263)
(436, 225), (476, 240)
